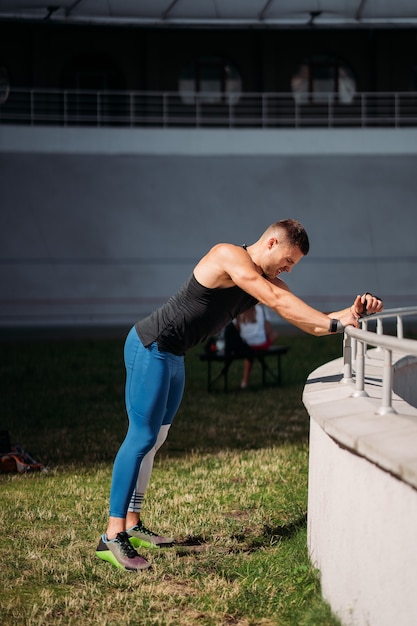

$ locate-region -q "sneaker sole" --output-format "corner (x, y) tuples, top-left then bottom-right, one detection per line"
(95, 549), (151, 571)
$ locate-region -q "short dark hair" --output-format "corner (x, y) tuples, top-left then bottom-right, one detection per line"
(274, 219), (310, 256)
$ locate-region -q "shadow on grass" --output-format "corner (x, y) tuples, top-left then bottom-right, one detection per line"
(263, 513), (308, 542)
(172, 514), (308, 557)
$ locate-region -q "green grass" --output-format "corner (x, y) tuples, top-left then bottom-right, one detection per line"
(0, 331), (344, 625)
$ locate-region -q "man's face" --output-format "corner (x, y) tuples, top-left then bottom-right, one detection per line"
(262, 237), (304, 279)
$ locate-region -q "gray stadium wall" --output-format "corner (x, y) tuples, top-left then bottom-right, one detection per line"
(1, 126), (416, 329)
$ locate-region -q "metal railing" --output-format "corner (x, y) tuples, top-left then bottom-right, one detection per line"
(343, 307), (417, 415)
(1, 88), (417, 128)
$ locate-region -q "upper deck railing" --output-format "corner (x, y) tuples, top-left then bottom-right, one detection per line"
(343, 307), (417, 415)
(1, 88), (417, 128)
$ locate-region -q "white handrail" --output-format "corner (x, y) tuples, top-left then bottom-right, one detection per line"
(1, 87), (417, 128)
(343, 307), (417, 414)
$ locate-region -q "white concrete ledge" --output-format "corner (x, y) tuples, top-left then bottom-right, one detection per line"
(304, 349), (417, 626)
(2, 125), (417, 155)
(304, 349), (417, 489)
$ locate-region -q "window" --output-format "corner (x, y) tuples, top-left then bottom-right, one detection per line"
(179, 56), (242, 105)
(291, 55), (356, 105)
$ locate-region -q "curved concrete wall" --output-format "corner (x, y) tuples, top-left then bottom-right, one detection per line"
(304, 349), (417, 626)
(393, 355), (417, 408)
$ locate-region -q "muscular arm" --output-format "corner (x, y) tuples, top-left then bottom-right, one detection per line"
(194, 243), (382, 336)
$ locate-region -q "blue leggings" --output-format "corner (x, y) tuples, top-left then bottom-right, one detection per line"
(109, 326), (185, 518)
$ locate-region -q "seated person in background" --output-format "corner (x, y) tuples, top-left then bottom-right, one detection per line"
(235, 304), (279, 389)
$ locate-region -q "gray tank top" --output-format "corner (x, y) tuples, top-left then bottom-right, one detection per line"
(135, 273), (258, 356)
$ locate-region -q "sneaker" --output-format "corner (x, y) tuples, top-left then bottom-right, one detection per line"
(95, 531), (151, 571)
(127, 521), (174, 548)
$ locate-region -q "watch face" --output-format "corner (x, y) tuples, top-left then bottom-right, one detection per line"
(0, 66), (10, 104)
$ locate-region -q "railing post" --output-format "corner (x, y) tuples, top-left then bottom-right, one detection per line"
(328, 93), (333, 128)
(196, 93), (200, 128)
(351, 338), (368, 397)
(163, 92), (168, 128)
(397, 314), (404, 339)
(262, 93), (266, 128)
(294, 100), (299, 129)
(228, 93), (233, 128)
(377, 348), (397, 414)
(97, 92), (101, 127)
(361, 319), (368, 356)
(395, 93), (399, 128)
(375, 318), (383, 352)
(351, 337), (357, 360)
(342, 333), (354, 383)
(64, 90), (67, 127)
(361, 93), (366, 128)
(30, 89), (34, 126)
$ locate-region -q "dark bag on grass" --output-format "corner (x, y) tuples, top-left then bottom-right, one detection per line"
(0, 430), (46, 473)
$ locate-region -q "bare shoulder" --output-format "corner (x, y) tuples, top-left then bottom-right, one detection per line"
(194, 243), (252, 288)
(209, 242), (248, 260)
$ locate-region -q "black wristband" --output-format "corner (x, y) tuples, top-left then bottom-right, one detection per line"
(329, 319), (338, 333)
(329, 319), (344, 333)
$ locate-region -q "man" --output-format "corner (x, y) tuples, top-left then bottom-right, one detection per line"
(96, 219), (383, 571)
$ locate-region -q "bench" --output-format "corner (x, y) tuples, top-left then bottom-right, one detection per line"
(198, 344), (290, 392)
